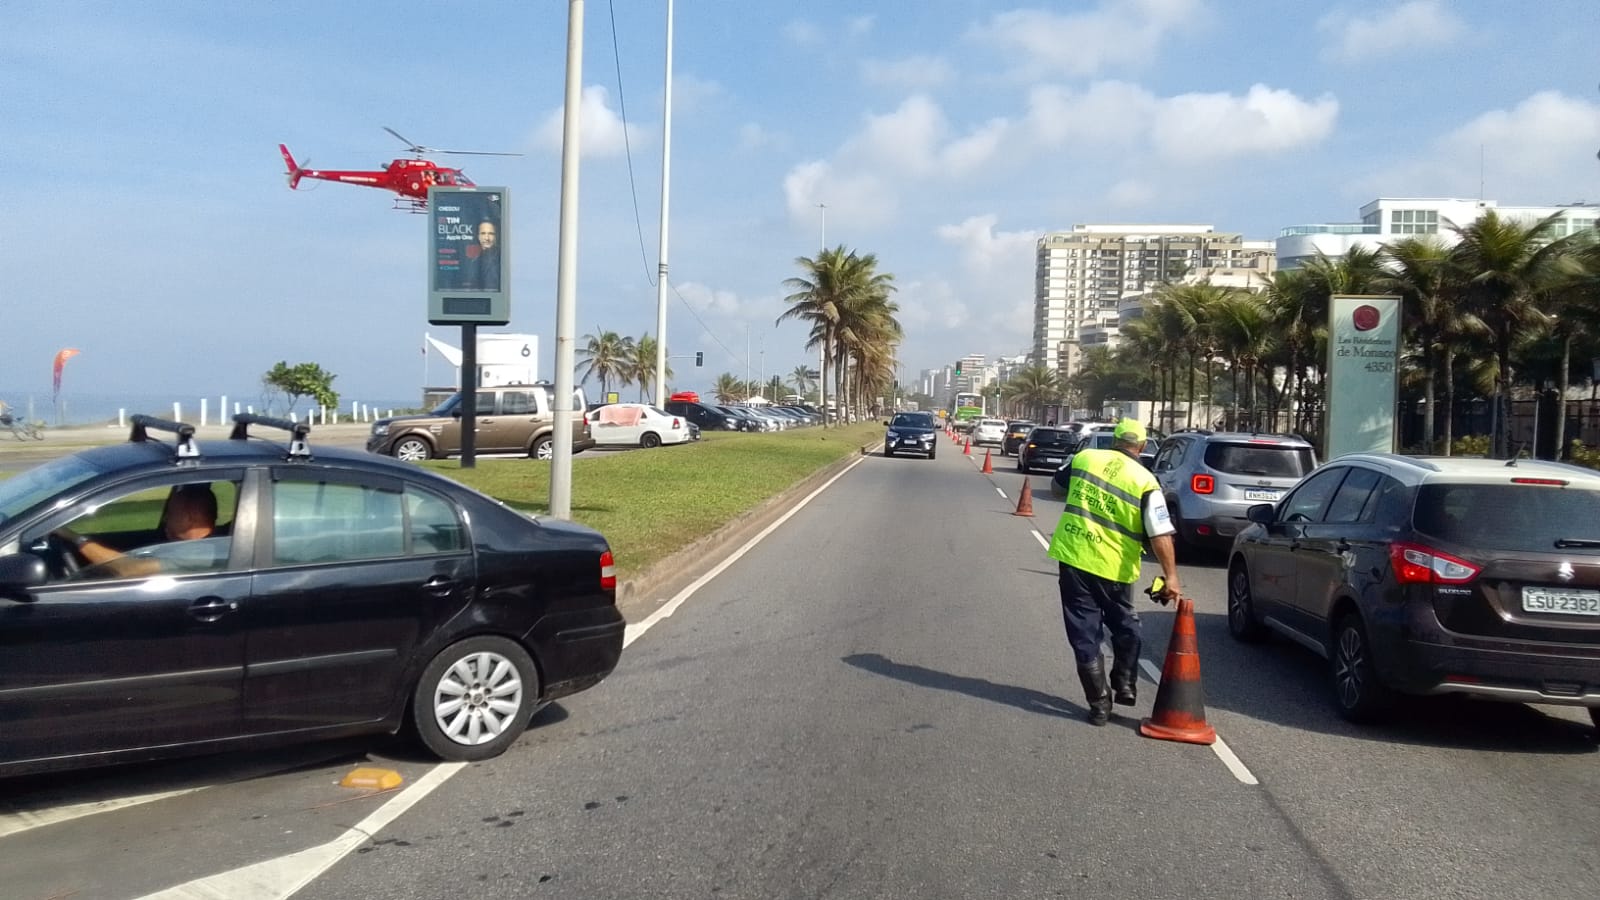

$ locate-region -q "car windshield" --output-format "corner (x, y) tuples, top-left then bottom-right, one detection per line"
(891, 414), (934, 428)
(1414, 484), (1600, 554)
(1029, 429), (1071, 443)
(1204, 442), (1315, 478)
(0, 454), (105, 527)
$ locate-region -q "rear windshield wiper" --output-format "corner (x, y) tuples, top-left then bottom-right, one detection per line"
(1554, 538), (1600, 549)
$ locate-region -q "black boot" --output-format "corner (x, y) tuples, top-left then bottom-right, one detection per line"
(1077, 660), (1112, 726)
(1110, 634), (1140, 707)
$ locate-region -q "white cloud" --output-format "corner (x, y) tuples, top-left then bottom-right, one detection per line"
(1359, 91), (1600, 203)
(969, 0), (1202, 77)
(1107, 178), (1158, 207)
(1024, 81), (1337, 162)
(672, 74), (724, 113)
(673, 280), (745, 317)
(783, 160), (899, 233)
(846, 15), (875, 37)
(737, 122), (786, 152)
(534, 85), (641, 158)
(936, 215), (1039, 274)
(1319, 1), (1466, 63)
(895, 279), (971, 331)
(1150, 84), (1339, 161)
(861, 55), (955, 90)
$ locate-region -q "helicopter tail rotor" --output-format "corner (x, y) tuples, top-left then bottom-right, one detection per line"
(279, 144), (305, 190)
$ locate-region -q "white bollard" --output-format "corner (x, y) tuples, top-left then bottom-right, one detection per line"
(234, 401), (241, 416)
(173, 402), (182, 422)
(200, 398), (209, 427)
(118, 409), (126, 429)
(221, 396), (228, 423)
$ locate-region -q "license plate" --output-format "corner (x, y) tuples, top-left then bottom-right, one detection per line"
(1040, 457), (1061, 464)
(1522, 587), (1600, 616)
(1244, 489), (1282, 501)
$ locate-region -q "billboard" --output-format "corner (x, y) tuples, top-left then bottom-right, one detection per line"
(1325, 295), (1401, 460)
(428, 186), (510, 325)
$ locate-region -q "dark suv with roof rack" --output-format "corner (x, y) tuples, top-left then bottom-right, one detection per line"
(1150, 430), (1318, 552)
(0, 414), (624, 777)
(1228, 453), (1600, 730)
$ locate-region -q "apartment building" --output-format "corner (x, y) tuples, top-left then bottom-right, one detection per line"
(1276, 197), (1598, 268)
(1033, 225), (1272, 377)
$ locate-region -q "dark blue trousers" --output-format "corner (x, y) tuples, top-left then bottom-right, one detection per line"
(1058, 563), (1141, 667)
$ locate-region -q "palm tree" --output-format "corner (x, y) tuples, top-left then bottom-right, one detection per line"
(790, 365), (818, 401)
(577, 330), (634, 399)
(1545, 234), (1600, 455)
(626, 334), (672, 402)
(1378, 236), (1456, 452)
(1001, 364), (1062, 421)
(765, 375), (787, 400)
(1212, 293), (1277, 431)
(711, 372), (744, 405)
(1448, 211), (1570, 457)
(779, 246), (897, 425)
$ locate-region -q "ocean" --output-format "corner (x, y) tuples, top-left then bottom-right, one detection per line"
(0, 390), (425, 427)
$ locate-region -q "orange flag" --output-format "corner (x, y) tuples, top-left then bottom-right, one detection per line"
(52, 348), (81, 399)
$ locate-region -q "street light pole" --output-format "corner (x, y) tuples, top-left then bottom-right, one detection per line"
(652, 0), (674, 408)
(550, 0), (585, 520)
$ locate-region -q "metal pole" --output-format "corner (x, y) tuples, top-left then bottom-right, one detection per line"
(460, 324), (478, 469)
(652, 0), (673, 408)
(550, 0), (585, 519)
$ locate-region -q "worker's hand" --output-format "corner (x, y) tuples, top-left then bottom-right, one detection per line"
(1157, 577), (1183, 605)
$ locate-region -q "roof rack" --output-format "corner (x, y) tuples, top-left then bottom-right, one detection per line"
(230, 413), (312, 459)
(129, 414), (201, 459)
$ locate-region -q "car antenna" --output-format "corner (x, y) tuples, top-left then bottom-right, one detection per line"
(1505, 441), (1526, 467)
(129, 414), (201, 460)
(231, 413), (313, 459)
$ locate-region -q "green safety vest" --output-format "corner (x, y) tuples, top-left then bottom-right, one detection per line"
(1047, 448), (1161, 584)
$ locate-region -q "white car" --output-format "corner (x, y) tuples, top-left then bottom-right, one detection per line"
(584, 403), (692, 448)
(972, 418), (1007, 447)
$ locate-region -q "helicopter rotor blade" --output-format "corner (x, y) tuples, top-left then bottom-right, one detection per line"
(383, 126), (424, 155)
(428, 149), (524, 157)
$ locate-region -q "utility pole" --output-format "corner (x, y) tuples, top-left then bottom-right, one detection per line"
(652, 0), (674, 408)
(550, 0), (585, 520)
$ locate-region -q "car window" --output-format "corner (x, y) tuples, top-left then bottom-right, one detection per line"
(1413, 484), (1600, 553)
(407, 488), (466, 554)
(891, 413), (934, 428)
(0, 454), (105, 527)
(273, 479), (404, 564)
(1204, 442), (1315, 478)
(1363, 474), (1409, 525)
(1279, 467), (1348, 523)
(500, 391), (537, 415)
(49, 478), (242, 583)
(1323, 466), (1382, 524)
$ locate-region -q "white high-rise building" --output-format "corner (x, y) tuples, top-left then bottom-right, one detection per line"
(1033, 225), (1273, 377)
(1277, 198), (1598, 268)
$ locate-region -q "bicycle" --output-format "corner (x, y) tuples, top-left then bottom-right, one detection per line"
(2, 413), (44, 441)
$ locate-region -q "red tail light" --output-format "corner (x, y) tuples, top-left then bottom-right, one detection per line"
(599, 550), (616, 591)
(1388, 541), (1479, 585)
(1191, 474), (1215, 494)
(1510, 477), (1567, 486)
(672, 418), (681, 429)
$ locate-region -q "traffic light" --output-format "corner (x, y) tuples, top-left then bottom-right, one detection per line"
(954, 361), (963, 377)
(695, 351), (704, 367)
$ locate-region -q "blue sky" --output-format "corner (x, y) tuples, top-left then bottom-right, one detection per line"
(4, 0), (1598, 406)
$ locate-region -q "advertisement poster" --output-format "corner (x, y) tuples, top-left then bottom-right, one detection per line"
(432, 190), (504, 293)
(1325, 295), (1401, 460)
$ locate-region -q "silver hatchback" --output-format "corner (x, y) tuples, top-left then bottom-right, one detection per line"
(1151, 431), (1318, 551)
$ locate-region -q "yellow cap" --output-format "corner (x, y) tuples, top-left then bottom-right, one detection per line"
(1113, 417), (1146, 443)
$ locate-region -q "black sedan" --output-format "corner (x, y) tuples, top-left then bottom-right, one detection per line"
(1001, 421), (1035, 457)
(0, 415), (625, 778)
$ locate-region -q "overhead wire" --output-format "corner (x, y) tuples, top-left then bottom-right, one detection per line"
(607, 0), (657, 290)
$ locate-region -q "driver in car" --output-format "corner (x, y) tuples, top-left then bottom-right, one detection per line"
(55, 484), (220, 579)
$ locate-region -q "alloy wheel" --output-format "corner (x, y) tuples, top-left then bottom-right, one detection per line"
(432, 650), (525, 747)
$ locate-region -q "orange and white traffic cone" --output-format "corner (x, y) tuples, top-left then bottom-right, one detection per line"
(981, 448), (993, 474)
(1139, 597), (1217, 745)
(963, 437), (971, 455)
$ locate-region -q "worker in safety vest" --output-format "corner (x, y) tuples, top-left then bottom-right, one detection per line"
(1046, 418), (1182, 725)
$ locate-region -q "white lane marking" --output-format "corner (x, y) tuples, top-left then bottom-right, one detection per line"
(1138, 658), (1259, 786)
(0, 787), (205, 839)
(138, 763), (467, 900)
(1032, 530), (1049, 549)
(996, 487), (1007, 499)
(625, 454), (867, 648)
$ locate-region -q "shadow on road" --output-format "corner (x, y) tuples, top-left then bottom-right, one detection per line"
(1146, 607), (1600, 754)
(842, 652), (1083, 721)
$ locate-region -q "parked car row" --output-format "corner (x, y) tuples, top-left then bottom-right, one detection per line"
(664, 395), (822, 433)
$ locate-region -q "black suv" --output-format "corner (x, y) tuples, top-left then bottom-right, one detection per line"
(0, 415), (624, 777)
(1228, 453), (1600, 728)
(1016, 426), (1077, 473)
(664, 400), (742, 432)
(883, 411), (938, 458)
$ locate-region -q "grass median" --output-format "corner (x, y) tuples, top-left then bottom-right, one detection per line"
(424, 422), (883, 580)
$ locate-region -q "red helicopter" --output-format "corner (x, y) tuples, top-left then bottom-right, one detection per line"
(279, 127), (520, 212)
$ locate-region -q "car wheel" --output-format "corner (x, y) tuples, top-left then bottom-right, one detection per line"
(640, 432), (662, 449)
(531, 435), (554, 460)
(393, 436), (433, 462)
(411, 635), (540, 762)
(1226, 560), (1268, 643)
(927, 448), (936, 459)
(884, 447), (894, 458)
(1331, 613), (1394, 722)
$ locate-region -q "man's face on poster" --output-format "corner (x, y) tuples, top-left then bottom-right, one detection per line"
(478, 222), (497, 251)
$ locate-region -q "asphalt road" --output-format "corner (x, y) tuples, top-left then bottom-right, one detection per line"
(3, 439), (1597, 899)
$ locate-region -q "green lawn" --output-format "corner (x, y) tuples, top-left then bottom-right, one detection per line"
(426, 423), (882, 579)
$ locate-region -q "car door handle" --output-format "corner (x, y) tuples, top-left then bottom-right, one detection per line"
(189, 597), (239, 622)
(1337, 539), (1352, 553)
(423, 576), (459, 596)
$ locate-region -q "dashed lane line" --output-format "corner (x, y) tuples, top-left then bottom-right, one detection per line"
(1140, 658), (1259, 785)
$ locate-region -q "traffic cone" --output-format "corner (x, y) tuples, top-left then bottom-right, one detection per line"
(963, 437), (971, 455)
(981, 448), (993, 473)
(1139, 597), (1217, 745)
(1013, 477), (1034, 517)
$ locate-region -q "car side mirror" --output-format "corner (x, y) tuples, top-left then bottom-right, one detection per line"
(0, 553), (48, 596)
(1246, 503), (1275, 525)
(883, 420), (891, 426)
